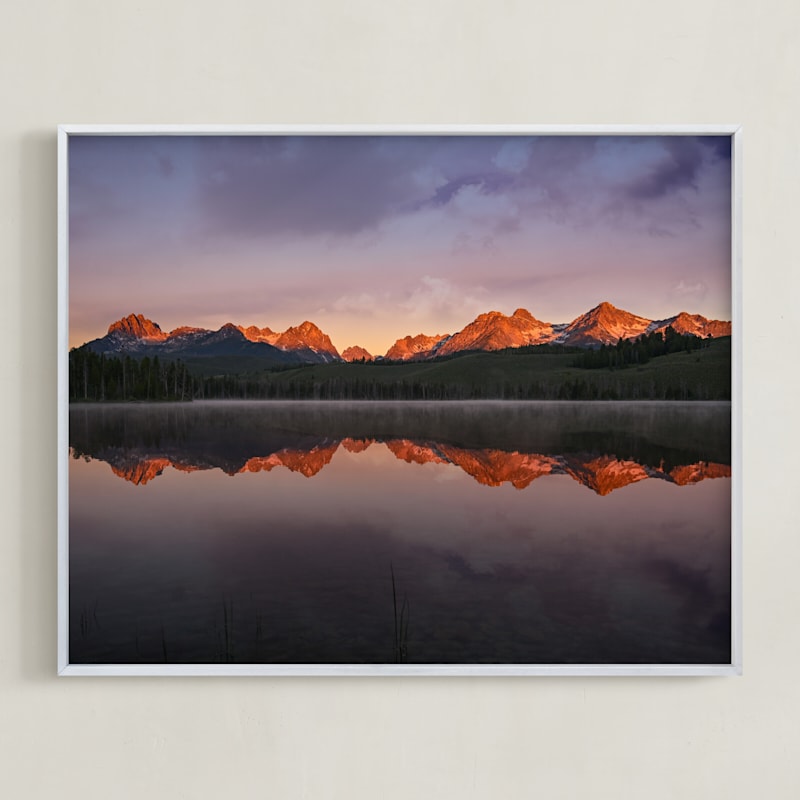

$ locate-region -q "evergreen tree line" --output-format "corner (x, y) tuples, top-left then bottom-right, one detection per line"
(69, 348), (194, 401)
(198, 375), (725, 401)
(70, 334), (729, 403)
(571, 327), (708, 370)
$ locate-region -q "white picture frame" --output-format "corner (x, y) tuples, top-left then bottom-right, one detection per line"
(58, 124), (742, 676)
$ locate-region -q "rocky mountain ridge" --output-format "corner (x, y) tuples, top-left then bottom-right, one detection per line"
(82, 302), (731, 366)
(383, 302), (731, 361)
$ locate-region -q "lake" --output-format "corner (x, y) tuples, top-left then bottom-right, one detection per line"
(68, 401), (731, 665)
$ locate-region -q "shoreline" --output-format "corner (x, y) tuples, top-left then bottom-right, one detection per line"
(68, 398), (733, 408)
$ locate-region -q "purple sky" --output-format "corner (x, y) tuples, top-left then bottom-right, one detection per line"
(69, 134), (732, 354)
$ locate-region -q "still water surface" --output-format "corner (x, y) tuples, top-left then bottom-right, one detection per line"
(69, 401), (731, 664)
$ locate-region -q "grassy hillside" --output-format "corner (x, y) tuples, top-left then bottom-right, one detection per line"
(198, 337), (731, 401)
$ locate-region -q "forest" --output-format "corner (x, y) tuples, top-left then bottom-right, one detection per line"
(69, 350), (195, 402)
(68, 330), (731, 403)
(570, 326), (708, 369)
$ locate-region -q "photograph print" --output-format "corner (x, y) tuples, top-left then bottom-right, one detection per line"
(61, 127), (738, 674)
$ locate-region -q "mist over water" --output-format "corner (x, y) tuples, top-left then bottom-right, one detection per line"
(69, 401), (731, 665)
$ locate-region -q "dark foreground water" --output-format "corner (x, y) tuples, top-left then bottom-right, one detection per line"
(69, 401), (731, 665)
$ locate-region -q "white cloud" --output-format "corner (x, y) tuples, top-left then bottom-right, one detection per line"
(671, 279), (707, 300)
(330, 292), (379, 314)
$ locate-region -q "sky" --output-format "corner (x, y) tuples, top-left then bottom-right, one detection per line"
(68, 134), (733, 354)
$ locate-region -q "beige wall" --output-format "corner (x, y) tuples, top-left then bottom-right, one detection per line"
(1, 1), (797, 796)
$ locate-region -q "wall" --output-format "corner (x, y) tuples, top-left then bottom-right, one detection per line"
(1, 1), (798, 796)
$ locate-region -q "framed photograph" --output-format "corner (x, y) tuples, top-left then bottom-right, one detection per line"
(58, 125), (741, 676)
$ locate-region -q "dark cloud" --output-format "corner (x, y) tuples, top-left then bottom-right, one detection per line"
(192, 136), (462, 238)
(496, 137), (662, 230)
(190, 136), (572, 240)
(417, 171), (516, 210)
(703, 135), (732, 161)
(584, 136), (731, 236)
(71, 133), (731, 248)
(624, 138), (704, 200)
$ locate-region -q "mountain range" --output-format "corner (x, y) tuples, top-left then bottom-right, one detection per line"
(90, 438), (731, 497)
(85, 313), (341, 366)
(82, 303), (731, 366)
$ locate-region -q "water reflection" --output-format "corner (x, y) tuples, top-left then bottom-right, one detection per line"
(75, 437), (730, 496)
(68, 401), (731, 665)
(70, 400), (731, 495)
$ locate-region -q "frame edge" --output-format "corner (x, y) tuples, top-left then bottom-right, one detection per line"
(56, 124), (742, 677)
(57, 126), (69, 675)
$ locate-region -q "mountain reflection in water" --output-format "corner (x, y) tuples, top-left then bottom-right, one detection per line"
(68, 401), (731, 666)
(70, 400), (731, 495)
(80, 438), (729, 496)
